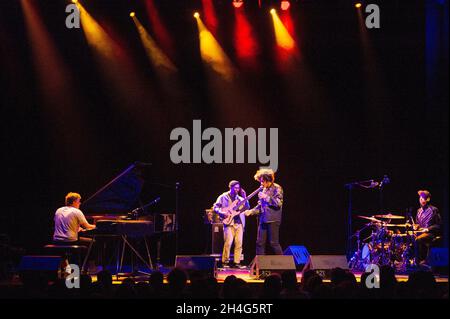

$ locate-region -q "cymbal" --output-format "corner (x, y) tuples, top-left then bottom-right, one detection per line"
(406, 230), (426, 234)
(356, 215), (382, 223)
(374, 213), (405, 219)
(383, 223), (408, 227)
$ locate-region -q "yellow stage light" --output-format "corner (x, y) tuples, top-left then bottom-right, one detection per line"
(270, 9), (295, 50)
(130, 12), (135, 18)
(194, 12), (200, 19)
(355, 3), (362, 8)
(75, 2), (117, 60)
(195, 16), (235, 80)
(131, 15), (177, 73)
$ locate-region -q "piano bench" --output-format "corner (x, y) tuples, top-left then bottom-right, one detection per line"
(43, 245), (88, 267)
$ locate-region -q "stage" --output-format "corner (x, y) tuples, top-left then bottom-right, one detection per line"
(83, 266), (449, 285)
(1, 0), (448, 302)
(0, 262), (447, 300)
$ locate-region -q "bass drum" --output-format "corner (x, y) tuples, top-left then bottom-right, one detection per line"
(348, 244), (372, 271)
(361, 243), (372, 265)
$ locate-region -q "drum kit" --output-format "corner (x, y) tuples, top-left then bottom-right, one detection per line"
(348, 212), (423, 272)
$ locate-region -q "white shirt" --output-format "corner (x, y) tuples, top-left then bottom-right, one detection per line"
(53, 206), (89, 242)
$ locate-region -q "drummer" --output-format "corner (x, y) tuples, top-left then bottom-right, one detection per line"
(411, 190), (442, 265)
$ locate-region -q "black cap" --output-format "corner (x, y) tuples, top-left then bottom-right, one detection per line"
(229, 180), (240, 189)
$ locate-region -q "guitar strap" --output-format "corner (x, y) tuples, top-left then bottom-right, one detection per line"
(227, 192), (233, 202)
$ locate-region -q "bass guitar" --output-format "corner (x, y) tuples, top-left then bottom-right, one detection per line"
(222, 186), (262, 225)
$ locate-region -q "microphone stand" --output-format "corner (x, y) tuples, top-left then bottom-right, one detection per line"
(129, 197), (161, 219)
(344, 176), (389, 260)
(348, 223), (371, 270)
(175, 182), (180, 259)
(379, 178), (385, 213)
(377, 175), (390, 213)
(345, 183), (354, 260)
(124, 197), (161, 276)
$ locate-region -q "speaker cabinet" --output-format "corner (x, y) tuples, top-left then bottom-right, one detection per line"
(428, 248), (449, 267)
(302, 255), (348, 279)
(211, 223), (224, 255)
(175, 255), (217, 277)
(250, 255), (296, 279)
(19, 255), (62, 283)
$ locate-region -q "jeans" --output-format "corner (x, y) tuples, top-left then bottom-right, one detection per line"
(256, 222), (283, 255)
(222, 223), (244, 264)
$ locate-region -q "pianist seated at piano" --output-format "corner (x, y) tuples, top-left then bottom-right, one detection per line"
(53, 192), (96, 245)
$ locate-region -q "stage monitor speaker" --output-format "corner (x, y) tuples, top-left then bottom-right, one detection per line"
(250, 255), (296, 279)
(19, 255), (62, 283)
(302, 255), (348, 279)
(175, 255), (217, 277)
(428, 248), (449, 267)
(283, 245), (310, 270)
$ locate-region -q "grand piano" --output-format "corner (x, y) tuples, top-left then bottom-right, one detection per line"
(80, 162), (175, 275)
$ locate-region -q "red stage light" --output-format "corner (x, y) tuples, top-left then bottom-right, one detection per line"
(280, 1), (290, 11)
(232, 0), (244, 9)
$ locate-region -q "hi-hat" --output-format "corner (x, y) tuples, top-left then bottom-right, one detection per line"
(383, 223), (408, 227)
(374, 213), (404, 219)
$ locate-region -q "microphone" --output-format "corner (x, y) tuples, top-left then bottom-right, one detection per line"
(369, 180), (379, 188)
(379, 175), (390, 188)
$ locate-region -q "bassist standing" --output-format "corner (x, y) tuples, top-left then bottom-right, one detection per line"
(213, 180), (250, 268)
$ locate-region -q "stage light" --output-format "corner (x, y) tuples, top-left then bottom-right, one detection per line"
(201, 0), (218, 35)
(194, 12), (200, 19)
(280, 1), (290, 11)
(195, 15), (235, 80)
(129, 12), (135, 18)
(72, 0), (78, 3)
(144, 0), (175, 59)
(233, 1), (259, 69)
(232, 0), (244, 9)
(131, 15), (177, 73)
(355, 3), (362, 8)
(270, 8), (295, 50)
(74, 2), (121, 61)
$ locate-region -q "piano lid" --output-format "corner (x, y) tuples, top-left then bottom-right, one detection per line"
(81, 162), (150, 214)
